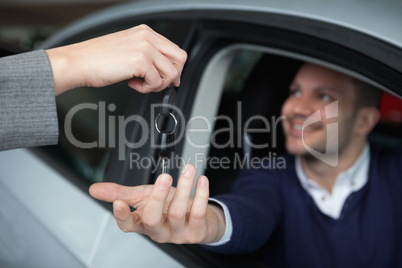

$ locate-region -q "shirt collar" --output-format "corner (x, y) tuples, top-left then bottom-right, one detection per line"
(296, 143), (370, 193)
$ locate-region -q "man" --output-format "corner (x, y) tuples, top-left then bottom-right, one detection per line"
(0, 25), (187, 151)
(89, 63), (402, 267)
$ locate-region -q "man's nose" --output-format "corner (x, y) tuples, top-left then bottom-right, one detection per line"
(293, 96), (315, 116)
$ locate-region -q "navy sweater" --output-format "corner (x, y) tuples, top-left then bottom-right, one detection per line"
(207, 145), (402, 267)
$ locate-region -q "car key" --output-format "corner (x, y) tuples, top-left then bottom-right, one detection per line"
(155, 86), (178, 175)
(159, 131), (174, 174)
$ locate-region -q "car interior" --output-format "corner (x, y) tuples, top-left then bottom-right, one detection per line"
(206, 51), (402, 197)
(205, 52), (302, 195)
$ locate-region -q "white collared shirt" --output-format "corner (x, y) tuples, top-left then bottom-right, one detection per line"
(296, 143), (370, 219)
(209, 143), (370, 245)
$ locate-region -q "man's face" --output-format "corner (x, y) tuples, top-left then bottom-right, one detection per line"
(281, 63), (357, 157)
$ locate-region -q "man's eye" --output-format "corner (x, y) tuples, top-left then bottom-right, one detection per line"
(320, 94), (332, 102)
(290, 90), (302, 98)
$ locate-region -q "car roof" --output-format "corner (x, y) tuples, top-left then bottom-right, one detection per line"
(43, 0), (402, 49)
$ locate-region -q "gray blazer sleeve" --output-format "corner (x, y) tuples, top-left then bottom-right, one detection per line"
(0, 49), (59, 151)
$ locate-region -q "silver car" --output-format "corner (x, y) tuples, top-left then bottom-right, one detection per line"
(1, 0), (401, 267)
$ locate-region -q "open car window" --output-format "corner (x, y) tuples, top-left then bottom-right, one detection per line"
(180, 44), (402, 196)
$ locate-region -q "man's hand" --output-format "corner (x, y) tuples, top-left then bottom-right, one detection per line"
(89, 164), (226, 244)
(46, 24), (187, 95)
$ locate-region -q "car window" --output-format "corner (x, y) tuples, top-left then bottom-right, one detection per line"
(181, 45), (402, 196)
(182, 47), (302, 195)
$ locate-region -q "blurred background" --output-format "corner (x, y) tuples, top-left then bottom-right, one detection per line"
(0, 0), (139, 51)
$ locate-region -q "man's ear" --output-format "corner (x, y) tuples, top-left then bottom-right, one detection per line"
(354, 107), (381, 136)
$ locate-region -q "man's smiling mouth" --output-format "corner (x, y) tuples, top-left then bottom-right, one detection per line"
(286, 117), (324, 136)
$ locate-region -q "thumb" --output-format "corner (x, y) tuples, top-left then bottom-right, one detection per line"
(113, 199), (142, 233)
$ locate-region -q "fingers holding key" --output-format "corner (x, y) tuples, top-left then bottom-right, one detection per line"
(127, 47), (181, 93)
(126, 24), (187, 92)
(147, 25), (187, 86)
(48, 24), (187, 95)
